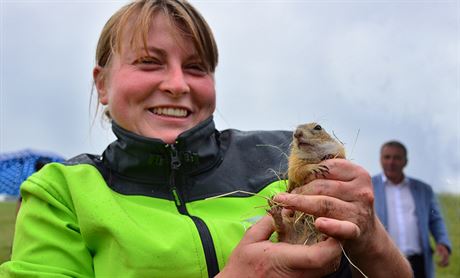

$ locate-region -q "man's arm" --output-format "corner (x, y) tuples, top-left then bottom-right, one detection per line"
(427, 186), (451, 251)
(426, 185), (451, 267)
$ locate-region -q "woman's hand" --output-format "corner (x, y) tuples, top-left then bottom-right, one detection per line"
(217, 215), (342, 278)
(272, 159), (412, 278)
(274, 159), (376, 253)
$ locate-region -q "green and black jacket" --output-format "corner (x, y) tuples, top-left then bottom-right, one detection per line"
(1, 117), (350, 277)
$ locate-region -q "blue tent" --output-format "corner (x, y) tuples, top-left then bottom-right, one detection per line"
(0, 149), (65, 198)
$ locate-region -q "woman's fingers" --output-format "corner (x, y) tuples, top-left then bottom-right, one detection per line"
(239, 215), (275, 244)
(276, 237), (342, 270)
(318, 159), (366, 182)
(223, 216), (344, 278)
(274, 158), (376, 243)
(293, 159), (373, 203)
(273, 194), (357, 221)
(315, 217), (361, 240)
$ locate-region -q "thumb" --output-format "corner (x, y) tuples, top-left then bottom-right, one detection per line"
(240, 215), (275, 244)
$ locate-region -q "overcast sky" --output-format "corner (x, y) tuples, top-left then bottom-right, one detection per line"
(1, 0), (458, 193)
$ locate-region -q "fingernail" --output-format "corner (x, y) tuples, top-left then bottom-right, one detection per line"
(274, 193), (288, 202)
(317, 218), (328, 223)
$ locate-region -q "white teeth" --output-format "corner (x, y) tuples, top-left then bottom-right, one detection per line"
(152, 107), (187, 117)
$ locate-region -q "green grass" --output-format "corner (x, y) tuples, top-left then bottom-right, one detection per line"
(1, 195), (459, 277)
(434, 194), (460, 278)
(0, 201), (16, 264)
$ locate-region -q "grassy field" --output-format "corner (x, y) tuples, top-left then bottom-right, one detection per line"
(434, 193), (460, 278)
(0, 201), (16, 264)
(1, 195), (459, 277)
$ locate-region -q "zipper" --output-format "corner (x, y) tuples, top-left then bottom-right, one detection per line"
(167, 144), (219, 277)
(169, 144), (186, 213)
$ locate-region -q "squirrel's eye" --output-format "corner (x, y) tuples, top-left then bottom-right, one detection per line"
(313, 125), (322, 131)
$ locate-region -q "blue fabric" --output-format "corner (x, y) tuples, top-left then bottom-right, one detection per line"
(0, 149), (64, 197)
(372, 174), (452, 278)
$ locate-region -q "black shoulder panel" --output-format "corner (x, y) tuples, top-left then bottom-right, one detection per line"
(63, 154), (101, 166)
(186, 129), (292, 201)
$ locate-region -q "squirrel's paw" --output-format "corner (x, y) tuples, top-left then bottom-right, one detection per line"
(309, 164), (329, 178)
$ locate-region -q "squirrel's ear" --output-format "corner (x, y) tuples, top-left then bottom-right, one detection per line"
(93, 66), (108, 105)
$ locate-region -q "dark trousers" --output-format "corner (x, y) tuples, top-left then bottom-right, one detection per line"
(407, 254), (426, 278)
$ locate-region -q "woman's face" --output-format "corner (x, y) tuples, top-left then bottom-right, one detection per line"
(95, 13), (216, 143)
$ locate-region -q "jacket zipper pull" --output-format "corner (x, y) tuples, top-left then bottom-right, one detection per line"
(169, 143), (181, 170)
(168, 144), (183, 209)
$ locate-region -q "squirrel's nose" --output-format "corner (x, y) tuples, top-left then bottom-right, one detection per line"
(294, 130), (303, 139)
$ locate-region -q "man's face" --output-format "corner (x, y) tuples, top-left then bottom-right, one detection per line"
(380, 145), (407, 183)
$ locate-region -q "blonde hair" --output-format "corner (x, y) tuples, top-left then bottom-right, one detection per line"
(96, 0), (218, 71)
(92, 0), (218, 119)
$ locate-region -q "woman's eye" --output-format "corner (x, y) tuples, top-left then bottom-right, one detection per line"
(134, 56), (161, 65)
(185, 63), (207, 74)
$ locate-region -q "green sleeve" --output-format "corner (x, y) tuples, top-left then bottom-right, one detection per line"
(0, 171), (94, 278)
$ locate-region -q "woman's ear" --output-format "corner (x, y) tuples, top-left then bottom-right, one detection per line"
(93, 66), (108, 105)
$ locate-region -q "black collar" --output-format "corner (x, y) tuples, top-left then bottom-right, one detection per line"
(101, 116), (222, 184)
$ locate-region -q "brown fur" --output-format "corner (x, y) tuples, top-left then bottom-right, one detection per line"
(269, 123), (345, 245)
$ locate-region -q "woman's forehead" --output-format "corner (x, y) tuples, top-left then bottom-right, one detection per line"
(119, 13), (193, 54)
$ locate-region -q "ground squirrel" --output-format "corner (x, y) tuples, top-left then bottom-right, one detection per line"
(269, 123), (346, 245)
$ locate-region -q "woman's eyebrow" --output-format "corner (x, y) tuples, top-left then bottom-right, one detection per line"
(144, 46), (166, 57)
(128, 46), (165, 58)
(130, 45), (201, 61)
(186, 53), (202, 62)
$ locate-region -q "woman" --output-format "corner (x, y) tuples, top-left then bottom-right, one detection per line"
(1, 1), (412, 277)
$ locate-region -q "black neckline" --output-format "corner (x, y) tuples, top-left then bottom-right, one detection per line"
(101, 116), (222, 184)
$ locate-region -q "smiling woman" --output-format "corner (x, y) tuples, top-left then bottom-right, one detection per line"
(93, 2), (217, 143)
(0, 1), (413, 278)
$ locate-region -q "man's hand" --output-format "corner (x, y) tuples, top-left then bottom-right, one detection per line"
(436, 244), (450, 267)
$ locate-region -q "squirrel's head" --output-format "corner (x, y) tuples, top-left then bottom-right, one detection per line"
(291, 123), (345, 161)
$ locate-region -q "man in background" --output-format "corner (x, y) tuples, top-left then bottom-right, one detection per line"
(372, 140), (451, 278)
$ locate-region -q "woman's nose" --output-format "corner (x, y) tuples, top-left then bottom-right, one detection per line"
(159, 66), (190, 96)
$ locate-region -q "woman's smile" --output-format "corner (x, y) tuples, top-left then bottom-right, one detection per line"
(150, 107), (189, 118)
